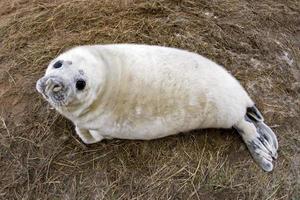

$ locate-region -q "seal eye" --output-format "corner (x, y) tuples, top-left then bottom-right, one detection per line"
(53, 61), (63, 69)
(76, 79), (86, 91)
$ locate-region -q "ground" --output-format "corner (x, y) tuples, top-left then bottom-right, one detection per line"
(0, 0), (299, 199)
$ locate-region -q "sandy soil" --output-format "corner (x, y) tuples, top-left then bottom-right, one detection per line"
(0, 0), (299, 199)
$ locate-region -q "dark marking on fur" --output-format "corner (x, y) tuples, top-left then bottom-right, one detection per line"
(246, 105), (263, 122)
(257, 136), (269, 148)
(79, 70), (84, 75)
(264, 162), (271, 169)
(244, 115), (252, 123)
(257, 127), (270, 142)
(233, 125), (245, 135)
(66, 60), (72, 65)
(248, 140), (259, 151)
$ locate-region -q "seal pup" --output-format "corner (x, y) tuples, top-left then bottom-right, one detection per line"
(36, 44), (278, 172)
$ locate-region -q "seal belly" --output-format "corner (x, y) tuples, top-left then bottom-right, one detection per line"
(100, 66), (210, 139)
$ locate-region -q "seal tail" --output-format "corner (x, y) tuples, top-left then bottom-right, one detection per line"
(234, 105), (278, 172)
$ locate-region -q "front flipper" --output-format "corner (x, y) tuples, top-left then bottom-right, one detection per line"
(75, 127), (104, 144)
(234, 106), (278, 172)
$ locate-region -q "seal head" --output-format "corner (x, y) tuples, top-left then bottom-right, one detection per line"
(36, 59), (88, 107)
(36, 47), (106, 114)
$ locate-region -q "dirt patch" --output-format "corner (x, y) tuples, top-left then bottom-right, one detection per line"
(0, 0), (299, 199)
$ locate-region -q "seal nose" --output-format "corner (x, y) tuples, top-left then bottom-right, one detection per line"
(45, 78), (64, 93)
(45, 78), (63, 92)
(36, 76), (64, 95)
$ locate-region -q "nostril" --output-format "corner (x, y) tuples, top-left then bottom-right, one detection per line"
(45, 78), (53, 86)
(42, 77), (64, 93)
(52, 84), (62, 92)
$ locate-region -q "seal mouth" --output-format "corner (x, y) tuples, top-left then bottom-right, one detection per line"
(36, 76), (71, 107)
(49, 89), (69, 107)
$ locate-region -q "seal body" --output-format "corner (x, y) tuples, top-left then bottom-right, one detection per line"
(58, 45), (253, 139)
(37, 44), (278, 171)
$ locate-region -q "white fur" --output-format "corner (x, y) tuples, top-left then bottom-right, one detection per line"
(40, 44), (254, 143)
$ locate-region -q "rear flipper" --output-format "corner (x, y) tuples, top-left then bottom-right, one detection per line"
(234, 106), (278, 172)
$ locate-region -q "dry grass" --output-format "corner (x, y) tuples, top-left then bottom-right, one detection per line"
(0, 0), (299, 199)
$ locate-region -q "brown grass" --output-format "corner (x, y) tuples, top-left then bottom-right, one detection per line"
(0, 0), (299, 199)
